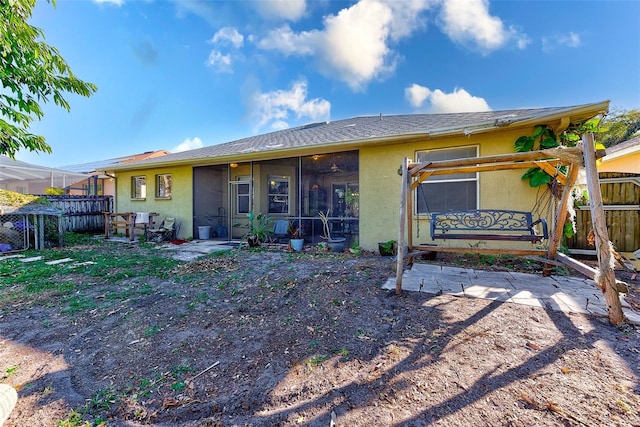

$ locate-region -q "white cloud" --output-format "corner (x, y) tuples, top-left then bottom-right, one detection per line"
(205, 50), (233, 73)
(250, 80), (331, 131)
(93, 0), (124, 6)
(258, 0), (432, 91)
(206, 27), (245, 73)
(542, 32), (581, 53)
(384, 0), (433, 41)
(318, 0), (395, 91)
(171, 1), (217, 26)
(211, 27), (244, 48)
(405, 83), (432, 108)
(438, 0), (529, 54)
(258, 25), (318, 55)
(256, 0), (307, 21)
(172, 137), (204, 153)
(406, 85), (491, 113)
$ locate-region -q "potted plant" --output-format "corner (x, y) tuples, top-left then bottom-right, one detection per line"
(349, 241), (362, 256)
(245, 211), (273, 247)
(288, 223), (304, 252)
(318, 210), (346, 252)
(378, 239), (397, 256)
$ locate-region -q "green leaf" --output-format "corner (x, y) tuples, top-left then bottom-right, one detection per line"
(0, 0), (96, 157)
(532, 125), (545, 138)
(515, 136), (534, 152)
(563, 221), (575, 238)
(528, 169), (551, 187)
(521, 167), (538, 180)
(539, 137), (559, 149)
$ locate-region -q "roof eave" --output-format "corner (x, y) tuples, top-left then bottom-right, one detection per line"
(105, 101), (610, 172)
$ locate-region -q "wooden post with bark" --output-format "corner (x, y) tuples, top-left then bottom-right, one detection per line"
(544, 163), (580, 276)
(582, 133), (624, 325)
(395, 158), (408, 294)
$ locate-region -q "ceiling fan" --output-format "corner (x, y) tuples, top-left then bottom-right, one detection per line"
(317, 162), (346, 174)
(320, 163), (345, 173)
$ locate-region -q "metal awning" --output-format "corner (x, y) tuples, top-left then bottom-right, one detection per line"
(0, 156), (88, 191)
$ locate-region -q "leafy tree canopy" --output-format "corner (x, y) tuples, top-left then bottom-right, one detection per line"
(596, 108), (640, 147)
(0, 0), (97, 159)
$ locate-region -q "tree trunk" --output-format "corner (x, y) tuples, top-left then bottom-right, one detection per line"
(582, 134), (624, 325)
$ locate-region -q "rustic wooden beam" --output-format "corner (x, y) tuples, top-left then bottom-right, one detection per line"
(544, 163), (579, 276)
(413, 159), (569, 180)
(409, 161), (431, 176)
(536, 161), (567, 185)
(582, 134), (624, 325)
(396, 158), (409, 294)
(555, 253), (629, 293)
(407, 146), (584, 174)
(407, 161), (414, 252)
(413, 245), (548, 257)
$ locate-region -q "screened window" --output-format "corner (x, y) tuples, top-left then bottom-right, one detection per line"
(131, 176), (146, 199)
(236, 179), (251, 214)
(416, 146), (478, 213)
(156, 174), (172, 199)
(267, 175), (290, 214)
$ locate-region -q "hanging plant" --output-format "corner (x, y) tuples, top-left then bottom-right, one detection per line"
(514, 125), (561, 187)
(513, 119), (604, 242)
(513, 119), (601, 188)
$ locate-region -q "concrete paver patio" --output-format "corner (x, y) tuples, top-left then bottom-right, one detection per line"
(383, 263), (640, 324)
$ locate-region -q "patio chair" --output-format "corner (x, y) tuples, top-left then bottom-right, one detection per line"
(272, 219), (290, 243)
(147, 217), (177, 243)
(134, 212), (151, 236)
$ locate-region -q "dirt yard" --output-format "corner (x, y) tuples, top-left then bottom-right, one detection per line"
(0, 239), (639, 426)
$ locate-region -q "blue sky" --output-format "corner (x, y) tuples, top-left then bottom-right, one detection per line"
(18, 0), (640, 167)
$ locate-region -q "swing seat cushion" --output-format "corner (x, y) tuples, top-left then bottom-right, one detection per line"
(430, 209), (548, 242)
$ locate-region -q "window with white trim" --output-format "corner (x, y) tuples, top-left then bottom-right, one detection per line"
(131, 176), (146, 199)
(235, 177), (251, 214)
(416, 146), (478, 214)
(155, 174), (172, 199)
(267, 175), (290, 214)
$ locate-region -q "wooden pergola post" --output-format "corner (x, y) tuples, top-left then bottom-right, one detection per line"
(395, 158), (409, 294)
(582, 134), (624, 324)
(544, 162), (580, 276)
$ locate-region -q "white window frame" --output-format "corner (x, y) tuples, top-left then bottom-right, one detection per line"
(131, 176), (146, 199)
(235, 176), (251, 215)
(415, 146), (479, 214)
(267, 175), (290, 214)
(155, 174), (172, 199)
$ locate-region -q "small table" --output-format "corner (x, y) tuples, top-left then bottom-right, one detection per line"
(104, 212), (136, 241)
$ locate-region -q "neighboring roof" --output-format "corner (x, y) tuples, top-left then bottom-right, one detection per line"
(108, 101), (609, 171)
(605, 135), (640, 159)
(61, 150), (170, 174)
(600, 135), (640, 174)
(0, 156), (87, 182)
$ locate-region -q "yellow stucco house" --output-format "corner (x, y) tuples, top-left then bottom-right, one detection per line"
(105, 101), (608, 252)
(599, 135), (640, 174)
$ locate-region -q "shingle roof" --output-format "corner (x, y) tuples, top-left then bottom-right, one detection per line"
(606, 135), (640, 156)
(60, 150), (170, 174)
(108, 101), (609, 171)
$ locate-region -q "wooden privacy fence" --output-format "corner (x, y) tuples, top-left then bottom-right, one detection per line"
(568, 173), (640, 252)
(44, 195), (113, 232)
